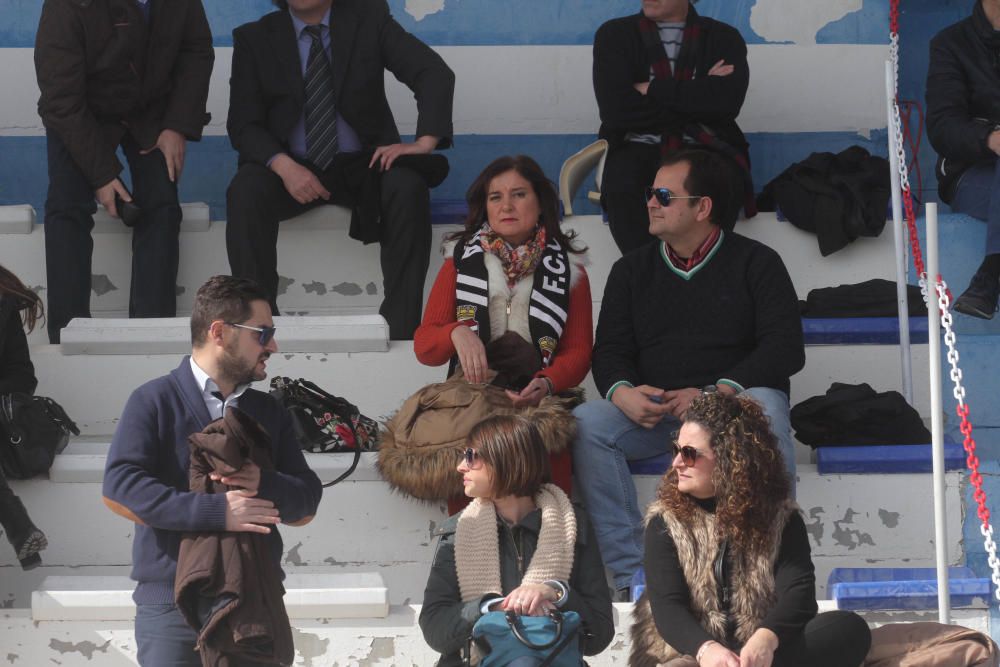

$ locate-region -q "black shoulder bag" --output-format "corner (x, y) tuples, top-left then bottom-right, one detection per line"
(269, 377), (379, 487)
(0, 393), (80, 479)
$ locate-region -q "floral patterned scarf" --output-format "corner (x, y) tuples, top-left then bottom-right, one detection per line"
(479, 223), (548, 289)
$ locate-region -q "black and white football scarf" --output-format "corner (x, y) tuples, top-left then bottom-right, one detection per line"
(452, 232), (571, 367)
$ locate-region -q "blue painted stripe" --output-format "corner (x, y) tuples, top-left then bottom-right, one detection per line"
(0, 0), (889, 47)
(0, 130), (888, 221)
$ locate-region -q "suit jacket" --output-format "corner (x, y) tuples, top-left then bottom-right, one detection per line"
(228, 0), (455, 168)
(34, 0), (214, 188)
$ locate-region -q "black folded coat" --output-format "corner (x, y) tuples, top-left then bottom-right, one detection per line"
(791, 382), (931, 448)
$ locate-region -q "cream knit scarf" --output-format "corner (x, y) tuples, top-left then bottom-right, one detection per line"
(454, 483), (576, 602)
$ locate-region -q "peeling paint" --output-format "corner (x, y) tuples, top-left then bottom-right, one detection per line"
(48, 639), (110, 660)
(277, 275), (296, 295)
(332, 282), (363, 296)
(832, 509), (875, 550)
(364, 636), (396, 663)
(90, 274), (117, 296)
(284, 354), (294, 360)
(30, 284), (45, 294)
(304, 281), (328, 295)
(6, 653), (17, 664)
(285, 542), (305, 566)
(804, 507), (825, 545)
(175, 285), (186, 296)
(290, 627), (330, 666)
(365, 282), (378, 295)
(878, 509), (900, 528)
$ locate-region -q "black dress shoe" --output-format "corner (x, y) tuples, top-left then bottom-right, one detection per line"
(953, 269), (1000, 320)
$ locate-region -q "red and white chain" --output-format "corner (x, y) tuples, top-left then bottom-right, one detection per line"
(890, 0), (1000, 601)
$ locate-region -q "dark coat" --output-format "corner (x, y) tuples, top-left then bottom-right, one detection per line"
(926, 1), (1000, 203)
(593, 11), (749, 156)
(34, 0), (214, 189)
(175, 408), (294, 667)
(0, 296), (37, 396)
(227, 0), (455, 168)
(419, 505), (614, 667)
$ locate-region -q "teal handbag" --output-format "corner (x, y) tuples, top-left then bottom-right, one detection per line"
(471, 609), (583, 666)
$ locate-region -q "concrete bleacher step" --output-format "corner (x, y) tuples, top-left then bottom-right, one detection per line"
(32, 573), (389, 621)
(0, 204), (35, 233)
(50, 440), (380, 484)
(802, 316), (928, 345)
(58, 314), (389, 355)
(828, 567), (991, 612)
(815, 440), (966, 474)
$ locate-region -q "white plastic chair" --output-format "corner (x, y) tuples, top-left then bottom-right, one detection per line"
(558, 139), (608, 217)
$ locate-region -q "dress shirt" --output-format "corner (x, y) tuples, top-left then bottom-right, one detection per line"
(189, 357), (252, 421)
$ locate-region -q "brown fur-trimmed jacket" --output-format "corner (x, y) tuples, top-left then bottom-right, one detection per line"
(630, 498), (806, 666)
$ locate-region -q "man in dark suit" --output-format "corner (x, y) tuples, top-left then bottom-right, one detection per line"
(226, 0), (455, 340)
(34, 0), (215, 343)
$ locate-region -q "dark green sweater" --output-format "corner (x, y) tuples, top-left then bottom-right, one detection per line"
(592, 233), (805, 397)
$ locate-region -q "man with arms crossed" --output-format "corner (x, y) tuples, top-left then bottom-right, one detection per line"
(103, 275), (322, 664)
(573, 148), (804, 600)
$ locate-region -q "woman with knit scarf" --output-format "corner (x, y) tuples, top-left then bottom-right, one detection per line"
(419, 415), (614, 666)
(630, 393), (871, 667)
(380, 156), (591, 512)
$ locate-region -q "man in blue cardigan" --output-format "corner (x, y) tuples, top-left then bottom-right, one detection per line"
(103, 275), (322, 665)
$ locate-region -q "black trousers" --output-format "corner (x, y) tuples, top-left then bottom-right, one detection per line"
(600, 141), (662, 255)
(43, 131), (181, 343)
(772, 610), (872, 667)
(225, 158), (431, 340)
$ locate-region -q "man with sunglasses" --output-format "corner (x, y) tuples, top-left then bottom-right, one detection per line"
(102, 275), (322, 665)
(573, 147), (804, 601)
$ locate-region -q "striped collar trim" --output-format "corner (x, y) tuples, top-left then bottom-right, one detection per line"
(659, 230), (725, 280)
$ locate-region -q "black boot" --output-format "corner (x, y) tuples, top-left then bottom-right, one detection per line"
(0, 476), (47, 569)
(953, 268), (1000, 319)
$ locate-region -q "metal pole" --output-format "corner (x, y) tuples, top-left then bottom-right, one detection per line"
(926, 202), (951, 623)
(885, 60), (914, 404)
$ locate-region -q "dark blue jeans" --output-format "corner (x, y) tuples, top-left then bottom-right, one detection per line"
(134, 603), (277, 666)
(43, 130), (181, 343)
(950, 157), (1000, 257)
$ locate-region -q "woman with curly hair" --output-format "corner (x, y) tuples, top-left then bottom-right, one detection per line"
(0, 264), (48, 568)
(630, 392), (870, 667)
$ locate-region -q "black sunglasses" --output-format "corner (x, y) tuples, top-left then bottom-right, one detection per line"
(225, 322), (277, 346)
(462, 447), (483, 470)
(672, 442), (705, 467)
(645, 186), (704, 207)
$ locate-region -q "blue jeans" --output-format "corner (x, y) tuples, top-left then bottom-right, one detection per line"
(135, 603), (275, 666)
(951, 158), (1000, 256)
(571, 387), (795, 589)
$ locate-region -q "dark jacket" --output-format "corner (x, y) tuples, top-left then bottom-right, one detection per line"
(34, 0), (214, 189)
(176, 408), (294, 667)
(227, 0), (455, 168)
(926, 1), (1000, 203)
(103, 358), (323, 605)
(419, 505), (614, 667)
(593, 10), (749, 156)
(0, 296), (37, 396)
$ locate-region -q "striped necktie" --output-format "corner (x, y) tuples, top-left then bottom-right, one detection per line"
(303, 25), (338, 170)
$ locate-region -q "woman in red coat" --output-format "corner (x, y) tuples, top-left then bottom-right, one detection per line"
(414, 155), (593, 512)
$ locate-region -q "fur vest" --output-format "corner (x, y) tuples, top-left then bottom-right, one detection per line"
(629, 498), (799, 667)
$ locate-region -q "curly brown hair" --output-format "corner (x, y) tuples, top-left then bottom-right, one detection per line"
(0, 264), (44, 333)
(656, 392), (791, 557)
